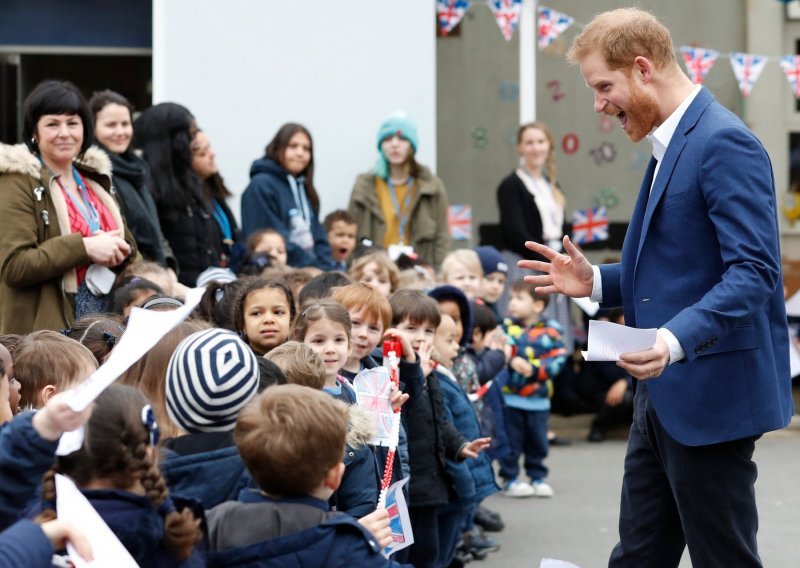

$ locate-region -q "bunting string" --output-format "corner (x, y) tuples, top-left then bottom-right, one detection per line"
(436, 2), (800, 98)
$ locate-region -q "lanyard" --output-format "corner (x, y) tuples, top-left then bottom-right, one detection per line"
(287, 175), (310, 222)
(387, 177), (414, 244)
(56, 166), (102, 233)
(212, 198), (233, 241)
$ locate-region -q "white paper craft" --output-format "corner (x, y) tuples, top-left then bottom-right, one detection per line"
(55, 426), (84, 456)
(55, 474), (138, 567)
(581, 320), (657, 361)
(353, 366), (395, 447)
(540, 560), (582, 568)
(65, 287), (205, 412)
(383, 477), (414, 558)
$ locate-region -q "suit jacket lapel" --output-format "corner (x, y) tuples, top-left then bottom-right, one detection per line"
(634, 87), (714, 264)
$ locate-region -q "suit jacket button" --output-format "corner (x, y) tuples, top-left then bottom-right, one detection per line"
(695, 347), (702, 354)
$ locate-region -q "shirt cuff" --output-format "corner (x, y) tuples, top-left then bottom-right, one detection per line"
(590, 265), (603, 303)
(658, 328), (685, 364)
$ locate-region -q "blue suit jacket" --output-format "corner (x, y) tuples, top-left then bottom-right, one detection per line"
(599, 87), (793, 446)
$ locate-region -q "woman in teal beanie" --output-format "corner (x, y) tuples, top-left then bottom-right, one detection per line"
(348, 112), (451, 268)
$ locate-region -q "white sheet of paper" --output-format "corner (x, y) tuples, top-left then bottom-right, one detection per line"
(55, 426), (84, 456)
(65, 287), (205, 411)
(786, 289), (800, 317)
(540, 559), (582, 568)
(581, 320), (657, 361)
(55, 474), (138, 567)
(571, 296), (600, 317)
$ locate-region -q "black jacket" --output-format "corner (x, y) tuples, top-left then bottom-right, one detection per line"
(104, 147), (176, 270)
(401, 360), (467, 507)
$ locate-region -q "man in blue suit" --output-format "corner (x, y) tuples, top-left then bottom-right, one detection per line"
(521, 8), (793, 567)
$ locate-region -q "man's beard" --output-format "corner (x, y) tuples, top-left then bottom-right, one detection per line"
(624, 80), (660, 143)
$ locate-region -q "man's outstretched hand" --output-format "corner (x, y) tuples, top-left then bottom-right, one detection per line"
(520, 236), (594, 299)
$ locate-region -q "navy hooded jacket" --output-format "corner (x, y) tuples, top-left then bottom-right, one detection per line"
(241, 157), (335, 270)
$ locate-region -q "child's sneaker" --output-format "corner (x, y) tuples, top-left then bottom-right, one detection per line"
(531, 480), (554, 498)
(503, 479), (535, 498)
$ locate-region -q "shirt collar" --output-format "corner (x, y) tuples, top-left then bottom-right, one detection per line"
(647, 84), (702, 162)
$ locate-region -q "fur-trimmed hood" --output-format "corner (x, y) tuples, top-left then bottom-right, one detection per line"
(0, 143), (112, 179)
(347, 405), (376, 449)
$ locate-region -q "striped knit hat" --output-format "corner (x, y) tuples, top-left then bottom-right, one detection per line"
(166, 328), (259, 433)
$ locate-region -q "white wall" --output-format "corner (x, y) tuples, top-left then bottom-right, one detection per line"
(152, 0), (437, 223)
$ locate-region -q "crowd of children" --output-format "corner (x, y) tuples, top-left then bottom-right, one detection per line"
(0, 210), (631, 567)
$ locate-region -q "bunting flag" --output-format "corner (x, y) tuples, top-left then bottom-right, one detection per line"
(537, 6), (574, 49)
(487, 0), (522, 41)
(681, 47), (719, 84)
(437, 0), (470, 36)
(572, 206), (608, 245)
(780, 55), (800, 98)
(729, 52), (768, 97)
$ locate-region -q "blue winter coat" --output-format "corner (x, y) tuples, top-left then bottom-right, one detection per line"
(161, 432), (252, 510)
(26, 489), (206, 567)
(437, 369), (499, 505)
(0, 519), (53, 567)
(0, 412), (57, 531)
(241, 157), (335, 270)
(206, 491), (409, 567)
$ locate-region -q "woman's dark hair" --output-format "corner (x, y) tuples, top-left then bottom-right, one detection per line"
(265, 123), (320, 213)
(133, 102), (201, 209)
(36, 385), (202, 561)
(233, 278), (296, 340)
(88, 89), (134, 118)
(23, 80), (93, 155)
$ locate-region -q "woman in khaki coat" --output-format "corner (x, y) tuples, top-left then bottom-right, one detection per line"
(348, 112), (451, 268)
(0, 80), (136, 334)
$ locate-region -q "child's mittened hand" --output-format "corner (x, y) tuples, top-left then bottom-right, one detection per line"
(389, 384), (409, 412)
(358, 508), (393, 549)
(460, 437), (492, 459)
(32, 392), (94, 441)
(40, 519), (94, 561)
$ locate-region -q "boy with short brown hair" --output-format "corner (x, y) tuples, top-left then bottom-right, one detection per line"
(14, 331), (98, 410)
(206, 385), (404, 566)
(324, 210), (358, 270)
(264, 341), (326, 390)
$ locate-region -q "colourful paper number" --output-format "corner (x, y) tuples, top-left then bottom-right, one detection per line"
(589, 142), (617, 164)
(562, 133), (579, 155)
(547, 80), (565, 101)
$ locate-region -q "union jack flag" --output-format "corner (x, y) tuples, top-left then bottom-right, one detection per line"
(437, 0), (470, 36)
(537, 6), (573, 49)
(448, 204), (473, 241)
(487, 0), (521, 42)
(781, 55), (800, 98)
(729, 52), (767, 98)
(681, 47), (719, 84)
(353, 367), (394, 444)
(572, 206), (609, 245)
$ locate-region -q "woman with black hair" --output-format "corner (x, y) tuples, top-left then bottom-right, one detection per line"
(0, 80), (136, 334)
(240, 123), (335, 270)
(190, 129), (243, 270)
(89, 90), (176, 272)
(133, 102), (224, 286)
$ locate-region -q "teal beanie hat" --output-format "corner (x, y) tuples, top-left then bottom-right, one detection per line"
(374, 111), (419, 179)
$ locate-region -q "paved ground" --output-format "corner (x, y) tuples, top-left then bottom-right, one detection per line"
(475, 413), (800, 568)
